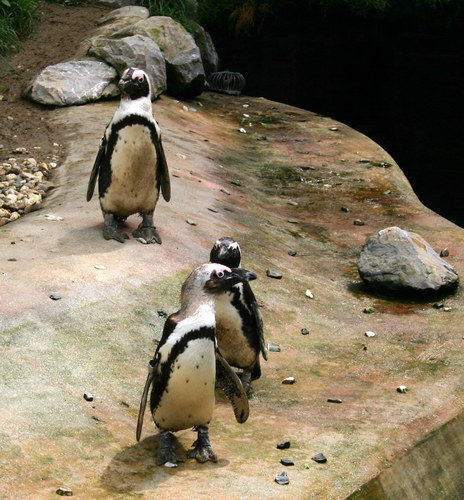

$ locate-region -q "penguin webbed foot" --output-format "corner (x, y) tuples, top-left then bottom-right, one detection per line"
(133, 213), (162, 244)
(156, 431), (184, 465)
(187, 425), (217, 463)
(103, 214), (129, 243)
(236, 370), (252, 395)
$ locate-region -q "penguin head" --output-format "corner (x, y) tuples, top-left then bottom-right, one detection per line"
(210, 237), (242, 268)
(119, 67), (151, 100)
(182, 263), (256, 298)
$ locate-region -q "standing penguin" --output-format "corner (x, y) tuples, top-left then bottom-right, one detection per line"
(87, 67), (170, 243)
(210, 237), (267, 392)
(136, 263), (254, 465)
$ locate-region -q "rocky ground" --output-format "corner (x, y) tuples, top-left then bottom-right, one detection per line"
(0, 2), (109, 225)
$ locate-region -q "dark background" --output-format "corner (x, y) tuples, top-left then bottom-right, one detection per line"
(201, 1), (464, 227)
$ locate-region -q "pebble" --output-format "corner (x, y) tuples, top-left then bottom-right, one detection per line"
(220, 187), (230, 195)
(363, 307), (375, 314)
(275, 471), (289, 485)
(288, 250), (297, 256)
(207, 207), (218, 213)
(301, 328), (309, 335)
(353, 219), (365, 226)
(341, 206), (350, 212)
(433, 303), (444, 309)
(239, 127), (247, 133)
(83, 392), (94, 402)
(267, 342), (280, 352)
(305, 289), (314, 299)
(164, 461), (178, 468)
(397, 385), (408, 393)
(364, 330), (376, 338)
(94, 265), (106, 270)
(56, 487), (73, 496)
(231, 179), (242, 186)
(49, 294), (61, 301)
(282, 377), (296, 385)
(266, 269), (283, 279)
(327, 398), (343, 404)
(280, 458), (294, 466)
(277, 441), (291, 449)
(186, 219), (197, 226)
(440, 248), (449, 257)
(135, 237), (148, 244)
(312, 453), (327, 463)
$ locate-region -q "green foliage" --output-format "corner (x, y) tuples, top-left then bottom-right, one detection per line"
(0, 0), (39, 54)
(140, 0), (198, 30)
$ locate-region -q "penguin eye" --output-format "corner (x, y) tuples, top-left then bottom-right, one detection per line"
(137, 76), (144, 83)
(216, 270), (225, 279)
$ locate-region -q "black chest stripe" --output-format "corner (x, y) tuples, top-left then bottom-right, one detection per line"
(150, 325), (215, 412)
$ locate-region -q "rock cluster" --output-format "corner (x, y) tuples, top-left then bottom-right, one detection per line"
(358, 226), (459, 296)
(23, 6), (220, 106)
(0, 148), (56, 226)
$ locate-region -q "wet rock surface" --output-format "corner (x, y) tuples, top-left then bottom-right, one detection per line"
(1, 93), (464, 499)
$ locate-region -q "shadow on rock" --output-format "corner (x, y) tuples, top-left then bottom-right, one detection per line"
(100, 433), (229, 495)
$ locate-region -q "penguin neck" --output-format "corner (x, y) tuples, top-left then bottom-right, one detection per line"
(118, 95), (153, 117)
(179, 292), (216, 327)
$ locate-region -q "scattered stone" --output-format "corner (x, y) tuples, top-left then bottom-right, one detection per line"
(440, 248), (449, 257)
(231, 180), (242, 187)
(397, 385), (408, 393)
(280, 458), (294, 466)
(287, 219), (299, 224)
(56, 487), (73, 496)
(363, 307), (375, 314)
(433, 303), (445, 309)
(327, 398), (343, 404)
(288, 201), (299, 206)
(239, 127), (247, 134)
(157, 310), (168, 318)
(267, 342), (280, 352)
(164, 461), (178, 468)
(277, 441), (291, 450)
(305, 289), (314, 299)
(282, 377), (296, 385)
(312, 453), (327, 463)
(364, 331), (376, 338)
(275, 471), (289, 485)
(84, 393), (94, 402)
(44, 214), (63, 221)
(358, 227), (459, 296)
(266, 269), (283, 279)
(341, 206), (350, 212)
(94, 265), (106, 270)
(288, 250), (297, 256)
(220, 188), (230, 195)
(329, 126), (339, 131)
(186, 219), (197, 226)
(301, 328), (309, 335)
(443, 306), (452, 312)
(49, 294), (61, 301)
(353, 219), (365, 226)
(207, 207), (218, 213)
(135, 237), (148, 244)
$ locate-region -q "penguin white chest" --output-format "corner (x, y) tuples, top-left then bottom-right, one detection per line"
(153, 338), (216, 431)
(102, 124), (159, 216)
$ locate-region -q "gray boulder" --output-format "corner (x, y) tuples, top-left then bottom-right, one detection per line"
(87, 35), (167, 99)
(23, 60), (119, 106)
(358, 226), (459, 296)
(116, 16), (205, 97)
(190, 22), (220, 76)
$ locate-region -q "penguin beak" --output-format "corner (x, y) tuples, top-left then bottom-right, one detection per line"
(227, 267), (256, 285)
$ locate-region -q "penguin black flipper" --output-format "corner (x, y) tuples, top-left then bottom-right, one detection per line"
(215, 350), (249, 424)
(243, 281), (268, 361)
(136, 359), (156, 442)
(86, 135), (107, 202)
(155, 136), (171, 202)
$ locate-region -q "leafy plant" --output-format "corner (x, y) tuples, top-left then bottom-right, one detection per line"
(0, 0), (39, 54)
(140, 0), (198, 30)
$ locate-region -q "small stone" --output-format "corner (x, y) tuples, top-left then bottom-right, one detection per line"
(382, 190), (391, 195)
(397, 385), (408, 393)
(312, 453), (327, 463)
(280, 458), (294, 466)
(301, 328), (309, 335)
(282, 377), (295, 385)
(329, 126), (339, 131)
(277, 441), (291, 450)
(84, 392), (94, 402)
(164, 461), (178, 468)
(288, 250), (297, 257)
(305, 289), (314, 299)
(287, 219), (299, 224)
(157, 310), (168, 318)
(49, 294), (61, 301)
(353, 219), (365, 226)
(288, 201), (299, 207)
(364, 330), (376, 338)
(266, 269), (283, 279)
(56, 487), (73, 496)
(433, 303), (445, 309)
(231, 180), (242, 186)
(443, 306), (452, 312)
(239, 127), (247, 133)
(135, 237), (148, 244)
(341, 206), (350, 213)
(275, 471), (289, 485)
(327, 398), (343, 404)
(186, 219), (197, 226)
(220, 188), (230, 195)
(94, 265), (106, 270)
(440, 248), (449, 257)
(267, 342), (280, 352)
(363, 307), (375, 314)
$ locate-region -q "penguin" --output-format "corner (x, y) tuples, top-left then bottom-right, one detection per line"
(136, 263), (254, 465)
(210, 237), (267, 392)
(87, 67), (170, 243)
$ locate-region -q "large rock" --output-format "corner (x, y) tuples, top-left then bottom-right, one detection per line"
(116, 16), (205, 98)
(87, 35), (167, 99)
(190, 22), (220, 76)
(358, 226), (459, 296)
(23, 60), (119, 106)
